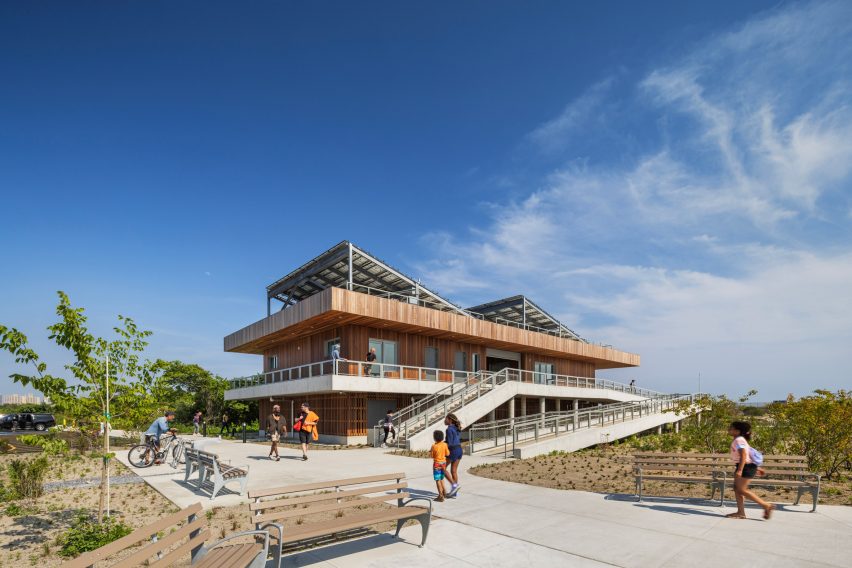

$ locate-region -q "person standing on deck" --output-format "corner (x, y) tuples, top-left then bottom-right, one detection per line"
(331, 344), (346, 373)
(364, 347), (377, 376)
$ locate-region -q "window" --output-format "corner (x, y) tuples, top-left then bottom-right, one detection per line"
(472, 353), (481, 373)
(268, 355), (279, 370)
(534, 362), (555, 384)
(454, 351), (467, 371)
(325, 338), (341, 358)
(424, 347), (438, 369)
(368, 339), (398, 376)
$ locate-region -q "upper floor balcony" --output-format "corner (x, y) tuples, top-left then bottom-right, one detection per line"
(224, 358), (659, 402)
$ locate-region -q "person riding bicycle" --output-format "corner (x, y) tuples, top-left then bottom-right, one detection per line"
(145, 410), (177, 464)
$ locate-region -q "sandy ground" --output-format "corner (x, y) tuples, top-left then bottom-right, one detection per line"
(470, 447), (852, 506)
(0, 449), (406, 568)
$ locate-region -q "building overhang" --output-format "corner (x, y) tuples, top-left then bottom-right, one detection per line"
(225, 287), (639, 369)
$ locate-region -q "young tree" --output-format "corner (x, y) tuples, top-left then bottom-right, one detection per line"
(774, 390), (852, 479)
(669, 391), (756, 453)
(0, 291), (162, 522)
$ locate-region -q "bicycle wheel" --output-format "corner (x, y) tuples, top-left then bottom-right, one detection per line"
(128, 444), (156, 468)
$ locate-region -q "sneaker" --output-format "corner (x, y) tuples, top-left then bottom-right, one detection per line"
(302, 455), (308, 461)
(275, 456), (280, 462)
(448, 484), (460, 497)
(380, 443), (387, 448)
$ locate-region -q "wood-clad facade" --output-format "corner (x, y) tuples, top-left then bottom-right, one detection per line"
(226, 261), (641, 443)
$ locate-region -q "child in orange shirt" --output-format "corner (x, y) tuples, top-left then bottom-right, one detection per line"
(431, 430), (450, 502)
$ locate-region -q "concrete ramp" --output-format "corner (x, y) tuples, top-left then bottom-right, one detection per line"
(467, 394), (696, 459)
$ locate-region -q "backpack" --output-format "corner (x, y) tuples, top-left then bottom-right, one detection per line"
(749, 447), (764, 466)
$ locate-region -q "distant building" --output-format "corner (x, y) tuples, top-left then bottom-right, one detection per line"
(1, 393), (43, 405)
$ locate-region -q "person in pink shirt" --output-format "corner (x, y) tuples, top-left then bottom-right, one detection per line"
(726, 421), (773, 520)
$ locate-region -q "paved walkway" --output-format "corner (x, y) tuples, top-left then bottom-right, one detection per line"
(116, 438), (852, 567)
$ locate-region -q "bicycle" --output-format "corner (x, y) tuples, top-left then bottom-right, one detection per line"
(128, 432), (191, 469)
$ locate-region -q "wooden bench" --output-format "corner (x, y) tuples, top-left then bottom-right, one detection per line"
(633, 453), (821, 510)
(248, 472), (431, 568)
(633, 453), (725, 503)
(64, 502), (270, 568)
(184, 448), (249, 500)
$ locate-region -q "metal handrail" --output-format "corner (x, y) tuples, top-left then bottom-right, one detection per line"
(226, 359), (483, 390)
(386, 366), (662, 447)
(467, 394), (696, 456)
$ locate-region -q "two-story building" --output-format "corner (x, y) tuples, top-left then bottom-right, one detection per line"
(224, 241), (650, 446)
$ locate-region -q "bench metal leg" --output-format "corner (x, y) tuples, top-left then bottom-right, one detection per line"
(239, 476), (248, 496)
(211, 477), (223, 500)
(394, 513), (431, 548)
(635, 475), (643, 502)
(797, 485), (819, 511)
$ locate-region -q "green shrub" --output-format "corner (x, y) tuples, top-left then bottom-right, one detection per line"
(19, 434), (69, 455)
(58, 512), (132, 558)
(7, 457), (49, 499)
(5, 502), (23, 517)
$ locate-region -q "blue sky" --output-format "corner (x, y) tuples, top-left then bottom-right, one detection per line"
(1, 1), (850, 400)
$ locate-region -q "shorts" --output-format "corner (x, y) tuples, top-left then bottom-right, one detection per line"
(433, 464), (446, 481)
(298, 430), (311, 445)
(735, 463), (758, 479)
(448, 446), (463, 462)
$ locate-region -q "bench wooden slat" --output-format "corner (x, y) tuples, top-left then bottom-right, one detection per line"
(640, 475), (718, 483)
(115, 516), (207, 567)
(64, 504), (203, 567)
(280, 506), (427, 544)
(250, 482), (408, 511)
(195, 543), (262, 568)
(249, 472), (406, 499)
(257, 492), (410, 524)
(633, 453), (806, 460)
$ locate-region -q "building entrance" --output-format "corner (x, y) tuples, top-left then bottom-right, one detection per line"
(487, 357), (519, 372)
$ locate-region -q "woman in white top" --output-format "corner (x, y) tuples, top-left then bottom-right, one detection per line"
(727, 421), (773, 520)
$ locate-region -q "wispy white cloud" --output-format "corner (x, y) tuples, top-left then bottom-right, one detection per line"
(418, 1), (852, 398)
(527, 77), (616, 154)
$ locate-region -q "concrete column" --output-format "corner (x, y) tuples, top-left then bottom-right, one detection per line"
(520, 396), (527, 417)
(675, 420), (680, 434)
(657, 425), (663, 435)
(508, 397), (516, 426)
(540, 397), (546, 428)
(488, 409), (496, 422)
(573, 399), (579, 431)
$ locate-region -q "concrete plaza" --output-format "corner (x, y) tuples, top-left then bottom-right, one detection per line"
(117, 438), (852, 568)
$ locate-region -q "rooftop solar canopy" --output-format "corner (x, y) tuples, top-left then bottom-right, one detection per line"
(266, 241), (469, 315)
(466, 295), (584, 341)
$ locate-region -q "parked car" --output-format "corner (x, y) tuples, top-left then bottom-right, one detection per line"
(0, 413), (56, 431)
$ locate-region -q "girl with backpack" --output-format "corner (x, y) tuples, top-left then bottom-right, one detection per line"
(727, 421), (773, 520)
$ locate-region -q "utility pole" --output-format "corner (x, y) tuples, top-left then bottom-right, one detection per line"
(106, 351), (111, 519)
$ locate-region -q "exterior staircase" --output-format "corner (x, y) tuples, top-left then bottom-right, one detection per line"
(380, 368), (667, 451)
